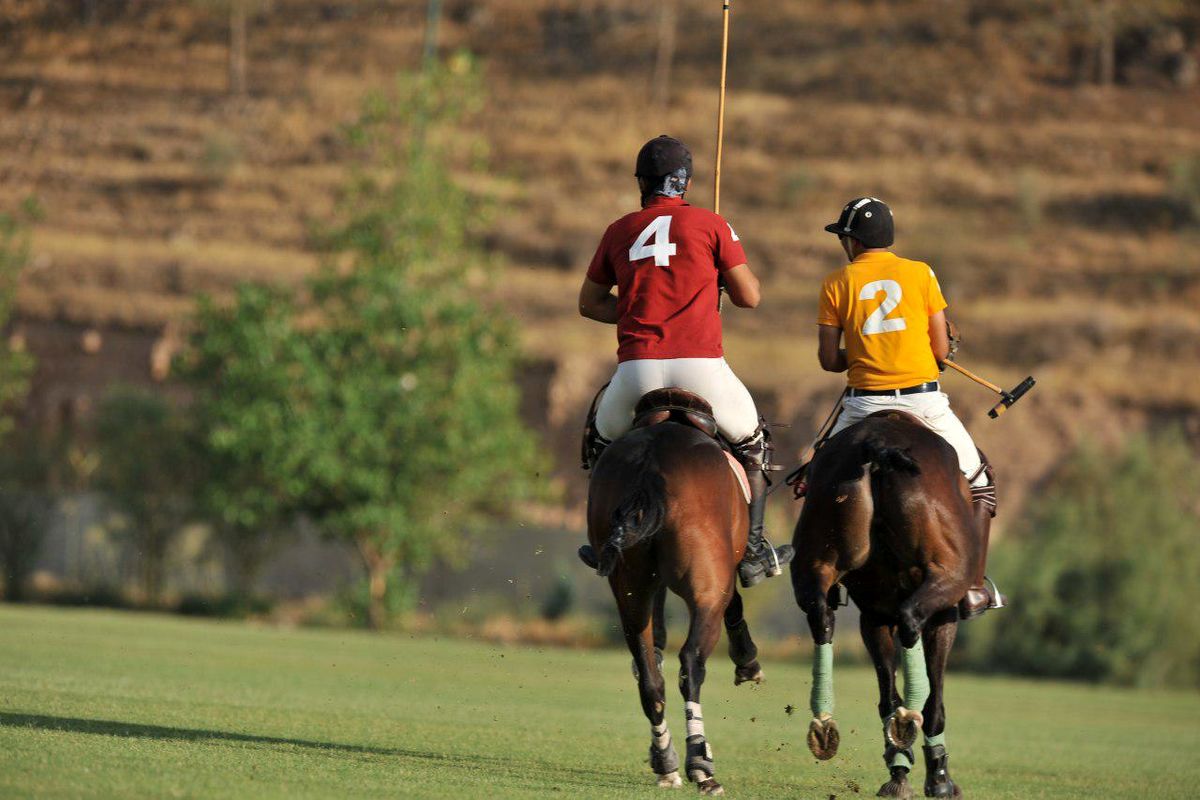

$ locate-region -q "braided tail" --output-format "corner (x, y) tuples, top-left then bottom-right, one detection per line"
(597, 441), (667, 578)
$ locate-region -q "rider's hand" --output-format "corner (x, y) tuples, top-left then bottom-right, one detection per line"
(945, 319), (961, 361)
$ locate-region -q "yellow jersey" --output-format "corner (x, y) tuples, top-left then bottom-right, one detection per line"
(817, 251), (947, 390)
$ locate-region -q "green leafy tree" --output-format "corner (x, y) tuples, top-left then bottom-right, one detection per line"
(93, 389), (198, 603)
(974, 431), (1200, 688)
(182, 59), (544, 628)
(0, 203), (37, 441)
(0, 433), (55, 602)
(181, 285), (302, 596)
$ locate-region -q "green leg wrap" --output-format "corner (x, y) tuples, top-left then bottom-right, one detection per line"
(810, 642), (834, 716)
(888, 744), (915, 770)
(924, 732), (945, 748)
(901, 639), (930, 713)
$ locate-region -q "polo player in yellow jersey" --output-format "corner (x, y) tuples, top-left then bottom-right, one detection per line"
(816, 197), (1003, 620)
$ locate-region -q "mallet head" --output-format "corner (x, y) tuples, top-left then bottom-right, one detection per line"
(988, 376), (1036, 419)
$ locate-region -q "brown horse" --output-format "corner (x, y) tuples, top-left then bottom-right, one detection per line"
(588, 389), (764, 796)
(792, 411), (978, 799)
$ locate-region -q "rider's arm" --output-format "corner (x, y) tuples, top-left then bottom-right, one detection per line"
(928, 309), (950, 364)
(578, 278), (619, 324)
(817, 324), (848, 373)
(722, 263), (760, 308)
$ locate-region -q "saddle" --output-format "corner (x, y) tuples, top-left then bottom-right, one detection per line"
(581, 386), (723, 471)
(631, 388), (719, 439)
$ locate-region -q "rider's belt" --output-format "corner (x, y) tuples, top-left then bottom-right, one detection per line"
(847, 381), (940, 398)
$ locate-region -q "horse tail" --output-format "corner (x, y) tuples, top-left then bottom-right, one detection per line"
(597, 438), (668, 578)
(861, 436), (921, 477)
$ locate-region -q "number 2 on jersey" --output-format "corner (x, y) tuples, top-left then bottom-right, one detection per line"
(629, 215), (677, 267)
(860, 279), (907, 335)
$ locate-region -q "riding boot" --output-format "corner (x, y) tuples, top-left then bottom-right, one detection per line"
(733, 429), (794, 588)
(578, 544), (599, 571)
(578, 394), (611, 571)
(958, 472), (1006, 620)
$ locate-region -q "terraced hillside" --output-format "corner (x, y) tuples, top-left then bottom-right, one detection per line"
(2, 1), (1198, 527)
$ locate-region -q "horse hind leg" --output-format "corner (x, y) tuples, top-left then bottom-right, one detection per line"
(920, 610), (963, 799)
(861, 612), (914, 799)
(679, 601), (726, 796)
(723, 588), (763, 686)
(614, 580), (681, 789)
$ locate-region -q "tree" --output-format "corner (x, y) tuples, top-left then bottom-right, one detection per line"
(181, 58), (544, 628)
(0, 203), (36, 442)
(0, 434), (55, 603)
(179, 285), (301, 596)
(973, 431), (1200, 688)
(93, 389), (197, 603)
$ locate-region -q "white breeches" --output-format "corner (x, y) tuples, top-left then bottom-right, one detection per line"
(829, 391), (987, 487)
(595, 358), (760, 443)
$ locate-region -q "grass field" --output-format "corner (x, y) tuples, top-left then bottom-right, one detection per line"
(1, 606), (1197, 799)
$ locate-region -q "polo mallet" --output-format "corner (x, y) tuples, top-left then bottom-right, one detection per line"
(713, 0), (730, 215)
(714, 0), (731, 312)
(943, 360), (1036, 419)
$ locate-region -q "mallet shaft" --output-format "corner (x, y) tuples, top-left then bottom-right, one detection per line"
(942, 359), (1004, 395)
(713, 0), (730, 214)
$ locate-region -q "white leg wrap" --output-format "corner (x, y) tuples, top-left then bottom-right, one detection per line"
(685, 701), (705, 740)
(651, 721), (671, 751)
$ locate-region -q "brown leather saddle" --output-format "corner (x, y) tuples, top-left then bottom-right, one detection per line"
(631, 388), (720, 440)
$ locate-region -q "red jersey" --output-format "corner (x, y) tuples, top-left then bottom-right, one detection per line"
(586, 196), (747, 362)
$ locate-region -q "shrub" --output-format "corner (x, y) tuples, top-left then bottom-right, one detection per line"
(976, 430), (1200, 688)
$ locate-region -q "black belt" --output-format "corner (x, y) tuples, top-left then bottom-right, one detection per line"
(847, 381), (940, 398)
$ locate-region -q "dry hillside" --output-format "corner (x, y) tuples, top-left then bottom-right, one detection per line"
(2, 0), (1199, 530)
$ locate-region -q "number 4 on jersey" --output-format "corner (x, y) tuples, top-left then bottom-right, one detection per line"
(629, 215), (677, 267)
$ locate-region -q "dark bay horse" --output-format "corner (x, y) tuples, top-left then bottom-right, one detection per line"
(792, 411), (978, 798)
(588, 389), (764, 796)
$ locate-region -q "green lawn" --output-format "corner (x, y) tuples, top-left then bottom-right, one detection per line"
(0, 606), (1197, 799)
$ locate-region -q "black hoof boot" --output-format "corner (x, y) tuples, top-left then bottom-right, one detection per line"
(922, 744), (961, 798)
(877, 765), (913, 799)
(577, 544), (599, 571)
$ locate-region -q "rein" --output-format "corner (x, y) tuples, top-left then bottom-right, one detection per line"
(775, 388), (848, 498)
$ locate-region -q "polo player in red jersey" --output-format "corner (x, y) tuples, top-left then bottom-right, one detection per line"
(576, 135), (793, 588)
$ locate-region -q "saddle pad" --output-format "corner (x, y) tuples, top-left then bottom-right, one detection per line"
(724, 451), (752, 504)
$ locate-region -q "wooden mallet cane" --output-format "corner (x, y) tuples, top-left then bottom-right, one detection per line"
(714, 0), (731, 312)
(713, 0), (731, 215)
(942, 360), (1036, 419)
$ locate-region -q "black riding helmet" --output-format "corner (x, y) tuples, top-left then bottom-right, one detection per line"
(635, 135), (693, 179)
(824, 197), (894, 248)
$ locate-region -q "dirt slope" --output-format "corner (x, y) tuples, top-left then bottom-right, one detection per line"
(2, 1), (1198, 528)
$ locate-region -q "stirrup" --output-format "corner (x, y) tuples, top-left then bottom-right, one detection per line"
(958, 576), (1006, 620)
(984, 576), (1006, 610)
(738, 541), (793, 588)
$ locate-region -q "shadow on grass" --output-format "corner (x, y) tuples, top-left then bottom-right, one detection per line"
(0, 712), (630, 789)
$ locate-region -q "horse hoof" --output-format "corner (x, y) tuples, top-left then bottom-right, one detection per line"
(733, 663), (763, 685)
(656, 771), (683, 789)
(924, 779), (961, 798)
(696, 778), (724, 796)
(806, 714), (840, 760)
(885, 707), (923, 749)
(877, 776), (913, 799)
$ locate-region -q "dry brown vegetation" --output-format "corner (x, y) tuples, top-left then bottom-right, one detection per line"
(2, 0), (1198, 529)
